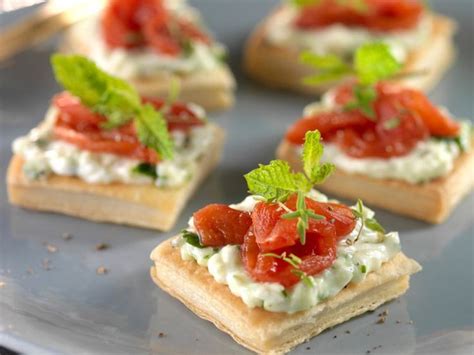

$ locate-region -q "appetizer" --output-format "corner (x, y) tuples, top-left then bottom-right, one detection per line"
(61, 0), (235, 111)
(150, 131), (421, 353)
(277, 43), (474, 223)
(7, 54), (225, 231)
(244, 0), (456, 94)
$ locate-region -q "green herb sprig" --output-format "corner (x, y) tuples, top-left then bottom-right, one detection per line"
(262, 252), (314, 287)
(350, 199), (385, 244)
(51, 54), (174, 159)
(244, 131), (334, 244)
(301, 42), (402, 119)
(181, 230), (206, 249)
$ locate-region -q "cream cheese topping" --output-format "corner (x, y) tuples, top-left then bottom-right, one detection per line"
(300, 93), (471, 184)
(12, 108), (214, 188)
(177, 193), (401, 314)
(72, 0), (226, 79)
(322, 140), (462, 184)
(265, 5), (432, 62)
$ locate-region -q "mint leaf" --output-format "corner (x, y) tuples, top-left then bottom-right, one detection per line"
(301, 51), (352, 85)
(365, 218), (386, 234)
(51, 54), (174, 160)
(344, 84), (377, 118)
(351, 199), (386, 241)
(302, 131), (335, 184)
(135, 104), (174, 160)
(51, 54), (140, 126)
(354, 42), (401, 86)
(244, 160), (311, 202)
(182, 230), (205, 249)
(132, 163), (158, 179)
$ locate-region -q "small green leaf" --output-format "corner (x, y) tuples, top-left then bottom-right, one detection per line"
(261, 252), (282, 259)
(244, 160), (311, 202)
(132, 163), (158, 179)
(365, 218), (386, 234)
(344, 84), (377, 119)
(307, 211), (325, 220)
(360, 264), (367, 273)
(135, 104), (174, 160)
(291, 269), (315, 288)
(302, 130), (335, 184)
(288, 253), (302, 264)
(354, 42), (401, 86)
(182, 230), (205, 248)
(282, 211), (301, 220)
(300, 51), (352, 85)
(297, 219), (307, 245)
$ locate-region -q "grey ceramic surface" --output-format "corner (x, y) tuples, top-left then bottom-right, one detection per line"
(0, 0), (473, 354)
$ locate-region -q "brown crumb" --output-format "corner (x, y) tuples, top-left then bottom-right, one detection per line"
(378, 309), (389, 317)
(45, 243), (58, 253)
(96, 266), (108, 275)
(158, 332), (166, 338)
(42, 258), (51, 270)
(366, 351), (371, 354)
(62, 232), (73, 241)
(95, 243), (110, 251)
(366, 333), (371, 336)
(0, 281), (5, 288)
(306, 346), (311, 350)
(345, 330), (351, 334)
(376, 316), (386, 324)
(396, 320), (401, 324)
(333, 335), (337, 339)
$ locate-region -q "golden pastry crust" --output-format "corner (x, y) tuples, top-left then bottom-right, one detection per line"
(243, 9), (456, 94)
(276, 139), (474, 224)
(7, 124), (225, 231)
(60, 24), (236, 112)
(150, 238), (421, 354)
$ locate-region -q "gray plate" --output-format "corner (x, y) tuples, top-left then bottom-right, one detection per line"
(0, 1), (473, 354)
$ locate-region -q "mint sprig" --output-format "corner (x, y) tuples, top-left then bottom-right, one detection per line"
(302, 42), (403, 119)
(350, 199), (385, 244)
(281, 191), (325, 245)
(51, 54), (174, 160)
(245, 131), (334, 244)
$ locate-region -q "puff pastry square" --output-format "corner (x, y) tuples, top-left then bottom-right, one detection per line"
(150, 238), (421, 354)
(7, 124), (225, 231)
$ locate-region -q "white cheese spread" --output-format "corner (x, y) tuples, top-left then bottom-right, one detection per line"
(12, 108), (215, 188)
(265, 5), (432, 62)
(177, 194), (401, 314)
